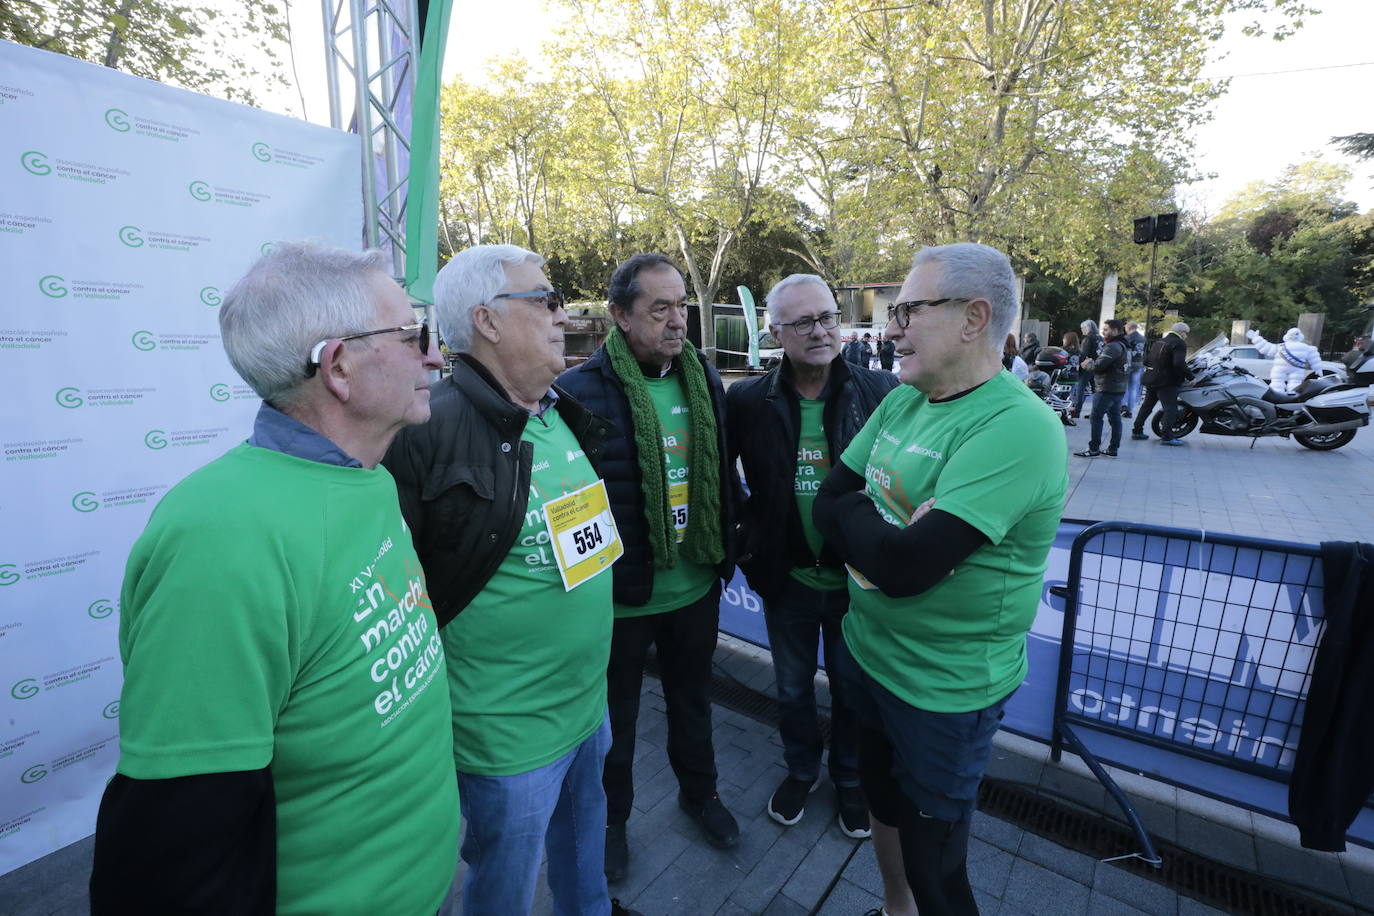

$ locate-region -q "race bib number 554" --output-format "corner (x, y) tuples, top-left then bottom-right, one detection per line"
(543, 480), (624, 591)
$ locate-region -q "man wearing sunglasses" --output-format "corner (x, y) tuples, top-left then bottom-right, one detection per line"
(725, 274), (896, 840)
(384, 245), (637, 916)
(814, 243), (1067, 916)
(91, 242), (456, 915)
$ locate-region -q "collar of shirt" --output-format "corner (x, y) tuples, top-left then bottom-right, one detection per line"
(533, 387), (560, 418)
(248, 402), (364, 467)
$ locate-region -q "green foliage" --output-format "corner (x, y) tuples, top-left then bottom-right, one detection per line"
(1, 0), (288, 105)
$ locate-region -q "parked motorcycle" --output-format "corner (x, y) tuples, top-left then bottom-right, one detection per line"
(1031, 346), (1075, 425)
(1152, 335), (1370, 450)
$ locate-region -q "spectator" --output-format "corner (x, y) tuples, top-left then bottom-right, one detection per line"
(1003, 332), (1029, 380)
(1019, 331), (1041, 364)
(1071, 319), (1102, 418)
(1075, 318), (1128, 458)
(815, 243), (1067, 916)
(558, 254), (741, 882)
(90, 243), (457, 914)
(726, 274), (897, 840)
(1132, 321), (1193, 445)
(1123, 321), (1146, 417)
(880, 333), (897, 371)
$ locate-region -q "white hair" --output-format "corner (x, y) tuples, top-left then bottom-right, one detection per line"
(765, 274), (835, 324)
(911, 243), (1019, 353)
(219, 241), (390, 408)
(1080, 319), (1099, 336)
(433, 244), (545, 352)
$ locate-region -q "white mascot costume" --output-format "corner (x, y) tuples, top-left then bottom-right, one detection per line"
(1246, 327), (1322, 394)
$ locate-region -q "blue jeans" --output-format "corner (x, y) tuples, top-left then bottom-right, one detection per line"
(1072, 373), (1094, 414)
(1089, 391), (1124, 452)
(762, 577), (860, 786)
(1125, 368), (1144, 413)
(456, 717), (612, 916)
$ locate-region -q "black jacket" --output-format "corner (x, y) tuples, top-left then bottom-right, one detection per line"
(383, 354), (613, 626)
(556, 345), (737, 607)
(726, 356), (898, 602)
(1091, 338), (1129, 394)
(1289, 540), (1374, 852)
(1143, 333), (1190, 389)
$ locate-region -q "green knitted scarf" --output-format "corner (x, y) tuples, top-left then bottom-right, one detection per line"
(604, 326), (723, 570)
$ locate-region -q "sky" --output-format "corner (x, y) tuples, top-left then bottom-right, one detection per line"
(273, 0), (1374, 215)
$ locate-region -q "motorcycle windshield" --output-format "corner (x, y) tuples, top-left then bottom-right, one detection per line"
(1188, 334), (1228, 360)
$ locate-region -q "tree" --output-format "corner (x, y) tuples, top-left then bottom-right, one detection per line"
(2, 1), (288, 106)
(1331, 133), (1374, 160)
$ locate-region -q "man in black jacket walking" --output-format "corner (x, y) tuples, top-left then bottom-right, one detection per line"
(1131, 321), (1192, 445)
(558, 254), (741, 883)
(1074, 318), (1129, 458)
(726, 274), (897, 839)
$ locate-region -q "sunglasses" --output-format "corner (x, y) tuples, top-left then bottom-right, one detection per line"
(491, 288), (565, 313)
(305, 319), (430, 378)
(886, 298), (971, 329)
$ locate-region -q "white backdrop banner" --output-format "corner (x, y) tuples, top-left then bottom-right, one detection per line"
(0, 40), (361, 875)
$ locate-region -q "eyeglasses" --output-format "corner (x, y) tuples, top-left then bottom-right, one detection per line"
(491, 288), (565, 313)
(304, 319), (430, 377)
(776, 312), (840, 335)
(887, 298), (971, 329)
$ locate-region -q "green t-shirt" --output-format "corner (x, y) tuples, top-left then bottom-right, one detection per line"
(116, 444), (458, 916)
(839, 371), (1068, 713)
(444, 409), (613, 775)
(790, 398), (847, 591)
(615, 374), (717, 618)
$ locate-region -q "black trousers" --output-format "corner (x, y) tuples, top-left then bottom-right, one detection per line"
(1132, 384), (1181, 437)
(604, 581), (722, 825)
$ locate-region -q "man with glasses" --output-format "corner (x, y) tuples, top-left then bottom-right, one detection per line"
(814, 243), (1066, 916)
(384, 245), (638, 916)
(91, 242), (457, 914)
(557, 253), (740, 883)
(725, 274), (896, 839)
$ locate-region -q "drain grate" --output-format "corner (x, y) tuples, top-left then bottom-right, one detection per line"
(645, 659), (1362, 916)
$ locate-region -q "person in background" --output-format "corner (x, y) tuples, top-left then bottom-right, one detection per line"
(1122, 320), (1146, 418)
(880, 333), (897, 372)
(1070, 319), (1102, 419)
(1003, 332), (1029, 380)
(1074, 318), (1128, 458)
(1019, 331), (1041, 364)
(1131, 321), (1193, 446)
(726, 273), (897, 840)
(90, 242), (457, 915)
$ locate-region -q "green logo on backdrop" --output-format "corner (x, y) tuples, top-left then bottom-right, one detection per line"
(72, 491), (99, 513)
(21, 764), (47, 784)
(102, 701), (120, 719)
(144, 430), (167, 449)
(188, 180), (211, 202)
(0, 565), (19, 586)
(88, 599), (115, 618)
(55, 387), (83, 408)
(20, 151), (50, 176)
(251, 142), (272, 162)
(10, 678), (38, 700)
(210, 383), (230, 402)
(105, 108), (130, 132)
(39, 275), (68, 298)
(118, 225), (144, 248)
(199, 286), (221, 306)
(131, 330), (156, 351)
(260, 242), (273, 255)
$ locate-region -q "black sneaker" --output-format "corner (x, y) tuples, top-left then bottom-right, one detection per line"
(1131, 431), (1149, 440)
(611, 899), (642, 916)
(605, 822), (628, 883)
(836, 783), (872, 838)
(1074, 449), (1101, 458)
(679, 791), (740, 848)
(766, 775), (818, 826)
(1102, 448), (1118, 457)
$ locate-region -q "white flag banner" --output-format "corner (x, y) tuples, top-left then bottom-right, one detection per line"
(0, 40), (361, 875)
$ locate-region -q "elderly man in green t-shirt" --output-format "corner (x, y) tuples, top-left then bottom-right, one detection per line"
(815, 242), (1068, 916)
(385, 245), (637, 916)
(91, 242), (457, 915)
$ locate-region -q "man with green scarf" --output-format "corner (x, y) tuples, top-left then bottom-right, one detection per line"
(558, 254), (740, 884)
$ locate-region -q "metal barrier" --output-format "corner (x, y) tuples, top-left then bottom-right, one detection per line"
(1051, 521), (1329, 864)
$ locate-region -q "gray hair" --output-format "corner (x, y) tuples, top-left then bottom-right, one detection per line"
(765, 274), (835, 324)
(910, 243), (1018, 353)
(219, 241), (390, 408)
(433, 244), (545, 352)
(1081, 319), (1099, 335)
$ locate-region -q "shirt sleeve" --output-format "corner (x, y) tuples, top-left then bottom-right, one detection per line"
(930, 407), (1064, 546)
(117, 517), (297, 779)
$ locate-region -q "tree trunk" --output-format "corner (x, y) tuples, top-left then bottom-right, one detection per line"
(103, 0), (136, 69)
